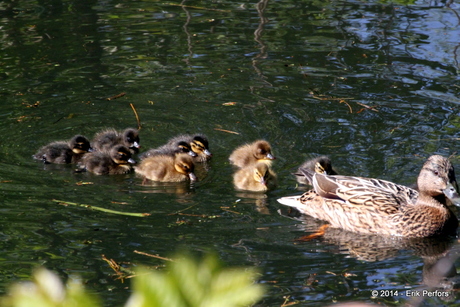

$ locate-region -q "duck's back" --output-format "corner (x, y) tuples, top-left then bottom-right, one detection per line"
(34, 141), (73, 164)
(92, 129), (121, 152)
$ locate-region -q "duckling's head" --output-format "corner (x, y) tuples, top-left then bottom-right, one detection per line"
(174, 154), (197, 181)
(176, 141), (197, 157)
(190, 135), (212, 158)
(123, 128), (140, 150)
(253, 140), (275, 161)
(253, 163), (271, 186)
(69, 135), (92, 154)
(314, 156), (333, 175)
(418, 155), (459, 199)
(110, 145), (136, 165)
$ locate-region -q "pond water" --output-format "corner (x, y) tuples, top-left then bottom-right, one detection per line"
(1, 0), (460, 305)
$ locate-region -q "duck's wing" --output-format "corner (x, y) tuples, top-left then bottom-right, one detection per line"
(313, 173), (419, 212)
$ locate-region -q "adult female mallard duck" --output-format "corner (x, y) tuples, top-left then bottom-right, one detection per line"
(229, 140), (275, 168)
(79, 145), (135, 175)
(34, 135), (92, 164)
(295, 155), (338, 185)
(278, 155), (459, 238)
(165, 134), (212, 162)
(135, 153), (197, 182)
(139, 141), (197, 160)
(92, 128), (140, 153)
(233, 162), (277, 192)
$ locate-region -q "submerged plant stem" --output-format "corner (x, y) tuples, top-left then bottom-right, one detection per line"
(52, 199), (151, 217)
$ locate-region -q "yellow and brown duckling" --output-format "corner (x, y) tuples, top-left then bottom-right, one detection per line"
(33, 135), (92, 164)
(165, 134), (212, 162)
(92, 128), (140, 154)
(139, 141), (197, 160)
(295, 156), (338, 185)
(79, 145), (135, 175)
(278, 155), (460, 238)
(229, 140), (275, 168)
(135, 153), (197, 182)
(233, 162), (277, 192)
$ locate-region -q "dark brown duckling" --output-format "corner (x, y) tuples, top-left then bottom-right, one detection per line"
(135, 153), (197, 182)
(139, 141), (197, 160)
(33, 135), (92, 164)
(295, 156), (338, 185)
(166, 134), (212, 162)
(233, 162), (277, 192)
(229, 140), (275, 168)
(92, 128), (140, 153)
(79, 145), (135, 175)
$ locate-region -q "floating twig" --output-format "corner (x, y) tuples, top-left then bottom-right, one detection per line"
(101, 255), (135, 282)
(52, 199), (151, 217)
(130, 103), (142, 130)
(214, 128), (240, 135)
(106, 92), (126, 100)
(165, 3), (231, 12)
(134, 250), (174, 262)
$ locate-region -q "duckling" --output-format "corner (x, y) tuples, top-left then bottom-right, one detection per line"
(139, 141), (197, 160)
(233, 162), (277, 192)
(295, 156), (338, 185)
(34, 135), (92, 164)
(79, 145), (135, 175)
(135, 153), (197, 182)
(166, 134), (212, 162)
(229, 140), (275, 168)
(92, 128), (140, 153)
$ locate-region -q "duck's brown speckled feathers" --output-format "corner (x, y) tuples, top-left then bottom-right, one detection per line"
(295, 156), (338, 185)
(92, 128), (140, 153)
(278, 155), (459, 238)
(79, 145), (135, 175)
(135, 153), (197, 182)
(139, 141), (197, 160)
(233, 162), (277, 192)
(229, 140), (275, 168)
(34, 135), (92, 164)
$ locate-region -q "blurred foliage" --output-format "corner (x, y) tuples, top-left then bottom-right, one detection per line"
(1, 252), (264, 307)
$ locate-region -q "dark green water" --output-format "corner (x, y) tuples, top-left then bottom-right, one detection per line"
(1, 0), (460, 305)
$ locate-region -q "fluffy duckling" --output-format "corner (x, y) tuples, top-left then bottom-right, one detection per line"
(34, 135), (92, 164)
(166, 134), (212, 162)
(92, 128), (140, 153)
(79, 145), (135, 175)
(135, 153), (197, 182)
(233, 162), (277, 192)
(139, 141), (197, 160)
(229, 140), (275, 168)
(295, 156), (338, 185)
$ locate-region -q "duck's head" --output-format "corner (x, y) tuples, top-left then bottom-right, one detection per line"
(253, 140), (275, 161)
(314, 156), (333, 175)
(418, 155), (459, 203)
(174, 154), (197, 182)
(70, 135), (92, 154)
(253, 162), (271, 186)
(176, 141), (197, 157)
(110, 145), (136, 165)
(190, 135), (212, 158)
(123, 128), (140, 150)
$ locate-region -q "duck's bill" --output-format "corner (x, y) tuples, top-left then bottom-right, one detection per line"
(189, 172), (197, 182)
(204, 149), (212, 157)
(188, 151), (198, 157)
(444, 183), (460, 206)
(128, 158), (137, 164)
(266, 153), (276, 160)
(132, 142), (141, 149)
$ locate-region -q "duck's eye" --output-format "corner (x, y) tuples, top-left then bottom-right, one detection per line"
(434, 170), (439, 176)
(258, 149), (266, 154)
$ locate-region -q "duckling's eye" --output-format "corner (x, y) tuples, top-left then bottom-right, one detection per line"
(258, 149), (266, 154)
(433, 170), (439, 176)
